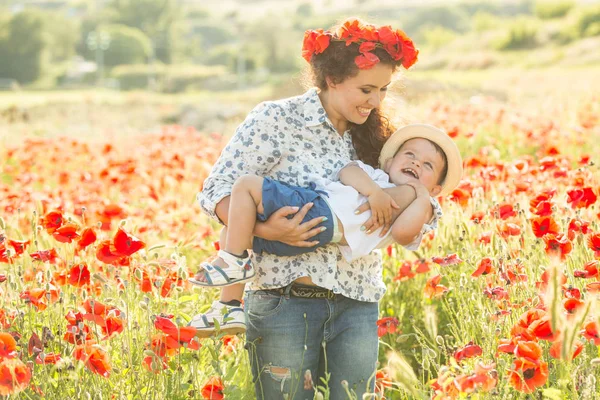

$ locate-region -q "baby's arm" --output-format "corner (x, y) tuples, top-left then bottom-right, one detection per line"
(338, 165), (399, 233)
(389, 182), (433, 245)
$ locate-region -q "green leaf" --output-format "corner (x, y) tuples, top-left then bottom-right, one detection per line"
(542, 388), (563, 400)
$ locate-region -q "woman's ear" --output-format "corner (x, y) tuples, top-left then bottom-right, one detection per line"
(325, 76), (337, 89)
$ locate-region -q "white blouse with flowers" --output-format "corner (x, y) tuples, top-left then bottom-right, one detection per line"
(197, 88), (438, 302)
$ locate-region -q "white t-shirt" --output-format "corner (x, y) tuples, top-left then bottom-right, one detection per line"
(313, 160), (442, 262)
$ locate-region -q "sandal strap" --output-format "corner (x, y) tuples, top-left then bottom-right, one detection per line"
(202, 262), (232, 283)
(217, 250), (251, 271)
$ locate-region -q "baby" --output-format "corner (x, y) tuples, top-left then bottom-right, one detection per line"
(189, 124), (462, 336)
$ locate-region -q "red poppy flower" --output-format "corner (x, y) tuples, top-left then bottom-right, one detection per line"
(336, 19), (365, 45)
(35, 352), (62, 365)
(573, 260), (599, 279)
(483, 286), (509, 301)
(20, 285), (60, 311)
(585, 282), (600, 293)
(563, 298), (585, 315)
(567, 187), (597, 209)
(532, 200), (553, 216)
(471, 257), (494, 277)
(28, 332), (43, 356)
(52, 223), (80, 243)
(587, 233), (600, 257)
(376, 317), (399, 337)
(201, 376), (224, 400)
(0, 358), (32, 396)
(470, 210), (485, 223)
(95, 240), (129, 266)
(543, 234), (572, 260)
(301, 29), (331, 62)
(29, 248), (60, 264)
(508, 358), (548, 394)
(73, 340), (111, 377)
(142, 354), (168, 373)
(563, 286), (581, 299)
(567, 218), (590, 238)
(528, 316), (559, 341)
(40, 210), (63, 233)
(492, 203), (516, 220)
(393, 261), (415, 281)
(549, 339), (583, 361)
(477, 231), (492, 245)
(580, 321), (600, 345)
(113, 228), (145, 256)
(0, 244), (12, 264)
(0, 332), (17, 358)
(450, 188), (471, 207)
(374, 369), (393, 394)
(7, 240), (29, 256)
(530, 216), (559, 238)
(454, 362), (498, 394)
(498, 222), (521, 238)
(454, 341), (483, 363)
(154, 316), (197, 344)
(0, 274), (5, 283)
(529, 190), (555, 211)
(414, 259), (431, 274)
(77, 228), (97, 250)
(68, 263), (90, 287)
(355, 52), (380, 69)
(432, 253), (463, 266)
(424, 274), (449, 299)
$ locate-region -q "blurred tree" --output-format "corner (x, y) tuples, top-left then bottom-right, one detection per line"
(0, 11), (49, 83)
(296, 2), (313, 17)
(99, 24), (153, 67)
(422, 25), (457, 50)
(108, 0), (181, 63)
(534, 0), (574, 19)
(46, 12), (79, 62)
(404, 6), (470, 37)
(246, 16), (300, 73)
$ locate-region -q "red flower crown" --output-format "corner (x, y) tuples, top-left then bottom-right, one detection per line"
(302, 19), (419, 70)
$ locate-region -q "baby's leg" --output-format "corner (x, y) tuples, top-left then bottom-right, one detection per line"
(224, 174), (265, 255)
(218, 227), (246, 303)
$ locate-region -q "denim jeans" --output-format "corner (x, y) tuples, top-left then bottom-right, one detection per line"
(244, 284), (379, 400)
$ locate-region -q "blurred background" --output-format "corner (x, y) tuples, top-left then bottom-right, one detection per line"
(0, 0), (598, 140)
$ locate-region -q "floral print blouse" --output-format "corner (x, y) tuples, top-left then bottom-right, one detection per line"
(197, 88), (438, 302)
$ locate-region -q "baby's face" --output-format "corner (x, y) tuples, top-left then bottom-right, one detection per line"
(383, 138), (445, 196)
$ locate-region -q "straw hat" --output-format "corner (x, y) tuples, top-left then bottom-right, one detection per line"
(378, 124), (463, 196)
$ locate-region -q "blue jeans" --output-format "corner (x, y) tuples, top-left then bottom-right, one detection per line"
(244, 285), (379, 400)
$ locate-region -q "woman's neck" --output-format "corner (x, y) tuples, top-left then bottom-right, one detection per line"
(318, 90), (348, 135)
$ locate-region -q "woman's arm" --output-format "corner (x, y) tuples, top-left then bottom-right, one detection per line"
(199, 102), (324, 246)
(197, 102), (282, 222)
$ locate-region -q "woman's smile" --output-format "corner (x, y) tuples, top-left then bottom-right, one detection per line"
(357, 106), (372, 117)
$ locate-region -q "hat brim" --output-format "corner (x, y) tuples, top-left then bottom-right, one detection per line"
(378, 124), (463, 196)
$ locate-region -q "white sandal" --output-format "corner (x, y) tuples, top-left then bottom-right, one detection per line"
(188, 250), (254, 287)
(189, 300), (246, 337)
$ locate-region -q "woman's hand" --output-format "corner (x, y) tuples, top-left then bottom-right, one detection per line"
(364, 189), (399, 236)
(257, 203), (326, 247)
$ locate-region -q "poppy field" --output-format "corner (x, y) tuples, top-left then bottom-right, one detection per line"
(0, 88), (599, 399)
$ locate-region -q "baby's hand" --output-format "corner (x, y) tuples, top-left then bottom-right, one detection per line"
(363, 189), (400, 236)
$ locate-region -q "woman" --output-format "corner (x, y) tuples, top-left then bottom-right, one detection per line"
(197, 17), (419, 399)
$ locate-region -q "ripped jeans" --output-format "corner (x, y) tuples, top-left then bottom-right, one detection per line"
(244, 285), (379, 400)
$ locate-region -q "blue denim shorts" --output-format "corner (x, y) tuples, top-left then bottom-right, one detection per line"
(252, 177), (334, 256)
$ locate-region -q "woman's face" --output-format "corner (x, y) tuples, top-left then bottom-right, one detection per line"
(326, 63), (394, 127)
